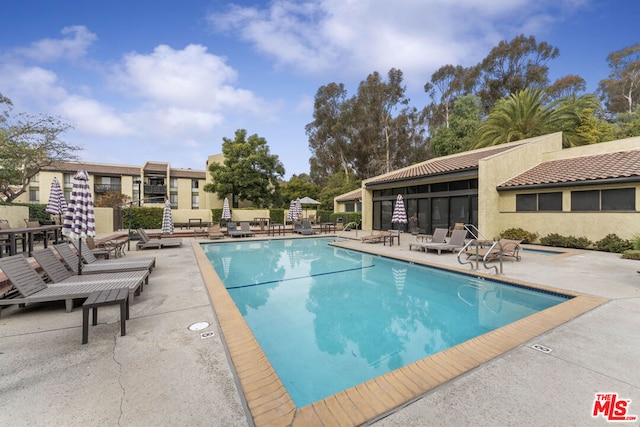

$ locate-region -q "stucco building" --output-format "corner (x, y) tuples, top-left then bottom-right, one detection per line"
(339, 133), (640, 242)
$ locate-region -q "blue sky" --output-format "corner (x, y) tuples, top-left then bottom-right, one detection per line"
(1, 0), (638, 179)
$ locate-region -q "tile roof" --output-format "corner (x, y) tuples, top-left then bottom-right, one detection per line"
(143, 161), (170, 172)
(335, 188), (362, 202)
(366, 144), (522, 186)
(42, 161), (141, 176)
(170, 169), (206, 179)
(498, 149), (640, 189)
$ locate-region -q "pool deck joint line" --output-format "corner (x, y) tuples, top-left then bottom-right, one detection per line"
(193, 241), (608, 427)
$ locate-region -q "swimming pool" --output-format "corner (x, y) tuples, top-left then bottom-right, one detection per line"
(201, 238), (569, 407)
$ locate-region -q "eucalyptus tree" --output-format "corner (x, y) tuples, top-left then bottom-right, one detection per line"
(429, 94), (482, 156)
(477, 34), (559, 112)
(598, 43), (640, 114)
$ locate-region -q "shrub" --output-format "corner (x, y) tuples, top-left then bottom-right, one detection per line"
(621, 250), (640, 260)
(540, 233), (592, 249)
(631, 233), (640, 251)
(594, 234), (634, 253)
(499, 228), (538, 243)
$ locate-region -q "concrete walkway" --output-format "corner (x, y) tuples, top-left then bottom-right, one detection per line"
(0, 234), (638, 426)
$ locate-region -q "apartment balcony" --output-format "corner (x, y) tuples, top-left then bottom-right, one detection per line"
(144, 184), (167, 195)
(94, 184), (122, 193)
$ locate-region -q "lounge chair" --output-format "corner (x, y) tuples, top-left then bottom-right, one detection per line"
(465, 238), (522, 262)
(419, 229), (468, 255)
(293, 221), (315, 235)
(239, 222), (255, 237)
(33, 249), (148, 298)
(226, 222), (250, 238)
(55, 243), (155, 275)
(408, 228), (448, 252)
(207, 223), (225, 239)
(0, 254), (142, 314)
(360, 230), (390, 244)
(136, 228), (182, 250)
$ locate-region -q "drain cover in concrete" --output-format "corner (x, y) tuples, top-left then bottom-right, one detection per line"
(188, 321), (210, 331)
(531, 343), (553, 353)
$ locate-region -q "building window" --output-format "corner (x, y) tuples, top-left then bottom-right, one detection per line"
(29, 189), (40, 203)
(170, 194), (178, 208)
(571, 190), (599, 211)
(191, 195), (199, 209)
(516, 194), (537, 211)
(601, 188), (635, 211)
(191, 179), (199, 190)
(538, 192), (562, 211)
(170, 178), (178, 189)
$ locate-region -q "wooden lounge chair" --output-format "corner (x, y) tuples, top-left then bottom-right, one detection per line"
(465, 238), (522, 262)
(55, 243), (155, 275)
(207, 223), (225, 239)
(418, 229), (468, 255)
(360, 230), (390, 244)
(408, 228), (448, 252)
(0, 254), (142, 314)
(33, 249), (148, 298)
(136, 228), (182, 250)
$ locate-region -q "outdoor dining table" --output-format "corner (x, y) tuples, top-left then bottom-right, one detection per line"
(320, 223), (336, 234)
(1, 224), (62, 257)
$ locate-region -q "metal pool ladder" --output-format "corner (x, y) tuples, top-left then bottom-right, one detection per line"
(457, 225), (504, 275)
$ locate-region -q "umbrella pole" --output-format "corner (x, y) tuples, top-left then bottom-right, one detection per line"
(78, 238), (83, 275)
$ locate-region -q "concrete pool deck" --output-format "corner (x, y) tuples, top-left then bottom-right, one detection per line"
(0, 234), (638, 426)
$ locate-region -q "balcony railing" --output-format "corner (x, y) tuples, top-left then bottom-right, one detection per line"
(94, 184), (122, 193)
(144, 184), (166, 195)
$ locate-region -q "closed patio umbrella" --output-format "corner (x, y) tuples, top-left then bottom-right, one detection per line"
(62, 170), (95, 275)
(45, 177), (67, 224)
(391, 194), (407, 243)
(221, 197), (232, 223)
(162, 200), (174, 235)
(287, 200), (297, 222)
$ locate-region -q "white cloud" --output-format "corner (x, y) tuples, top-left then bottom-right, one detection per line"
(112, 44), (266, 114)
(15, 25), (97, 62)
(209, 0), (589, 89)
(57, 95), (134, 137)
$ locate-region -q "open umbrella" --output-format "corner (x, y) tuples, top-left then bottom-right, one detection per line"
(298, 196), (320, 219)
(161, 200), (174, 235)
(221, 197), (232, 222)
(62, 170), (95, 275)
(45, 177), (67, 224)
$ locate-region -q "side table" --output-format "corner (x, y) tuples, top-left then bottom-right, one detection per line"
(82, 288), (130, 344)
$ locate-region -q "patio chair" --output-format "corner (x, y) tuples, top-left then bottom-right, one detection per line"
(408, 228), (448, 252)
(418, 229), (468, 255)
(32, 249), (148, 298)
(207, 223), (225, 239)
(465, 238), (522, 262)
(360, 230), (390, 244)
(293, 221), (314, 235)
(136, 228), (182, 250)
(0, 254), (143, 314)
(55, 243), (155, 275)
(239, 222), (255, 237)
(226, 222), (245, 237)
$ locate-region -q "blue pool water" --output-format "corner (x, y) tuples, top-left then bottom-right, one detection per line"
(201, 238), (569, 407)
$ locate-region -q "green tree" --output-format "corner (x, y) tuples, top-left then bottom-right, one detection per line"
(0, 93), (77, 202)
(598, 43), (640, 114)
(474, 88), (584, 148)
(546, 75), (587, 101)
(424, 64), (479, 129)
(204, 129), (285, 208)
(280, 174), (320, 208)
(477, 34), (559, 112)
(307, 69), (427, 183)
(430, 94), (482, 156)
(317, 171), (360, 211)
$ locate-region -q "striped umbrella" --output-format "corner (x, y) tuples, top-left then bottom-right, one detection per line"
(45, 177), (67, 224)
(161, 200), (174, 235)
(287, 200), (297, 222)
(294, 198), (303, 221)
(62, 170), (95, 274)
(391, 194), (407, 229)
(221, 197), (232, 222)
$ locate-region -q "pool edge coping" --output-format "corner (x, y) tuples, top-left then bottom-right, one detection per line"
(193, 240), (608, 427)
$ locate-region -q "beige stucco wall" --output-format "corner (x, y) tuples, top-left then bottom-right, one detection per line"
(93, 207), (114, 235)
(0, 205), (30, 228)
(478, 133), (563, 240)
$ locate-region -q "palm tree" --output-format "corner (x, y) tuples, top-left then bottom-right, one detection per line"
(473, 88), (594, 148)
